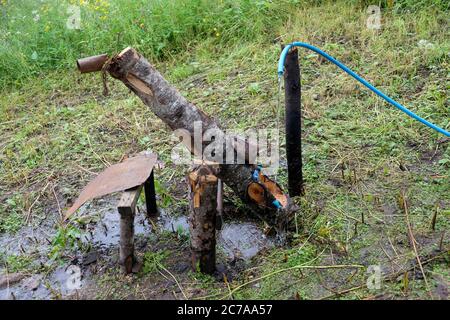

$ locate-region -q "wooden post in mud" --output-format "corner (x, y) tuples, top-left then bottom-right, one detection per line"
(283, 46), (303, 197)
(117, 186), (142, 274)
(188, 166), (218, 274)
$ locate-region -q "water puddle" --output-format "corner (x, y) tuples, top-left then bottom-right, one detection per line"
(0, 224), (53, 258)
(219, 222), (273, 260)
(83, 208), (273, 261)
(158, 211), (189, 234)
(0, 199), (273, 300)
(82, 209), (152, 247)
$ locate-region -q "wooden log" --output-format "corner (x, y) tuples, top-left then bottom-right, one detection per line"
(283, 46), (304, 197)
(117, 186), (142, 274)
(144, 170), (158, 218)
(188, 166), (217, 274)
(104, 47), (295, 228)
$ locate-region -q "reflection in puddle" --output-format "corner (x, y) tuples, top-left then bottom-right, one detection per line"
(154, 212), (273, 260)
(84, 208), (272, 261)
(219, 222), (273, 260)
(82, 209), (152, 247)
(158, 211), (189, 234)
(0, 203), (273, 300)
(0, 225), (53, 257)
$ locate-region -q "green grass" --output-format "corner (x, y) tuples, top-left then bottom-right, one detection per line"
(1, 0), (448, 87)
(0, 0), (449, 299)
(142, 250), (169, 275)
(0, 195), (24, 233)
(0, 0), (308, 87)
(3, 254), (34, 273)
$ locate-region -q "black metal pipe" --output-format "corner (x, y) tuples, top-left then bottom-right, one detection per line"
(216, 179), (223, 230)
(144, 171), (158, 217)
(283, 47), (304, 196)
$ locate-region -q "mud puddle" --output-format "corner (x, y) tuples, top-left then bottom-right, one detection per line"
(0, 222), (54, 258)
(85, 208), (273, 260)
(0, 199), (273, 300)
(219, 223), (273, 260)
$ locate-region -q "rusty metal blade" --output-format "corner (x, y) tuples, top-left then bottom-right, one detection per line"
(65, 152), (157, 220)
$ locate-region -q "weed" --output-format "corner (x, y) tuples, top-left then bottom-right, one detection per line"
(142, 250), (169, 275)
(4, 254), (33, 273)
(0, 195), (24, 233)
(49, 223), (82, 260)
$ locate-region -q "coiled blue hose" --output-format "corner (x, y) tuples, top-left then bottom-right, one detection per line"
(278, 42), (450, 137)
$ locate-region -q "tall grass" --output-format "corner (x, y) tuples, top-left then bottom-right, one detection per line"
(0, 0), (306, 87)
(1, 0), (447, 87)
(350, 0), (449, 10)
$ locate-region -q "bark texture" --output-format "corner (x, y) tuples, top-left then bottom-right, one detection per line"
(188, 166), (217, 274)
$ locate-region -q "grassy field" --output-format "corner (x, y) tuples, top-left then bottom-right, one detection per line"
(0, 0), (449, 299)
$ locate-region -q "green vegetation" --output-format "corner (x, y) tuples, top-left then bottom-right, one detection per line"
(50, 224), (83, 260)
(142, 250), (169, 275)
(2, 0), (447, 87)
(4, 254), (34, 273)
(0, 0), (307, 87)
(0, 195), (24, 233)
(0, 0), (448, 299)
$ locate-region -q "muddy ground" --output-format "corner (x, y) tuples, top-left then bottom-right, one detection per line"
(1, 173), (448, 300)
(0, 192), (278, 300)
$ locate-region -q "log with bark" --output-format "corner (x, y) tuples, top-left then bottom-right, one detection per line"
(78, 47), (296, 232)
(188, 165), (218, 274)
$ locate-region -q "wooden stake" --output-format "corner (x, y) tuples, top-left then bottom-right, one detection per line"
(430, 205), (438, 231)
(117, 186), (142, 274)
(188, 166), (218, 274)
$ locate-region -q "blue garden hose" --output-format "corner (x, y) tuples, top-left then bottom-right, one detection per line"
(278, 42), (450, 137)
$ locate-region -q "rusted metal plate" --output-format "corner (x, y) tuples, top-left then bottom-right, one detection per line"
(64, 152), (157, 220)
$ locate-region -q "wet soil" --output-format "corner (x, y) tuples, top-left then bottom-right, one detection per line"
(0, 196), (274, 300)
